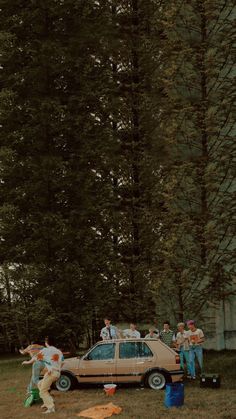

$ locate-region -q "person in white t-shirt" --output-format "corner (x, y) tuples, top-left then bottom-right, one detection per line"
(175, 323), (191, 377)
(187, 320), (205, 379)
(123, 323), (141, 339)
(145, 327), (159, 339)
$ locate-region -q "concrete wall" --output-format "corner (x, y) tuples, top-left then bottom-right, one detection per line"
(203, 297), (236, 350)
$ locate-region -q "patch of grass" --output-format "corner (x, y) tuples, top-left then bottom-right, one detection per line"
(0, 351), (235, 418)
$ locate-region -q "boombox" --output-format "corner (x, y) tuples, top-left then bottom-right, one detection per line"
(200, 373), (221, 388)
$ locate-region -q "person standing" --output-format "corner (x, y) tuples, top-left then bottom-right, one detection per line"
(123, 323), (141, 339)
(187, 320), (205, 379)
(175, 322), (191, 377)
(160, 321), (175, 347)
(37, 338), (63, 414)
(100, 317), (120, 340)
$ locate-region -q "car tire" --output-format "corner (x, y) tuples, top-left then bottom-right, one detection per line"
(55, 373), (76, 392)
(145, 371), (166, 390)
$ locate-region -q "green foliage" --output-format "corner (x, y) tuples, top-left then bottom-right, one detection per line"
(0, 0), (235, 351)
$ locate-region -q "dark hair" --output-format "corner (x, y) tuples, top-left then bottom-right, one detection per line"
(104, 317), (111, 321)
(163, 321), (170, 326)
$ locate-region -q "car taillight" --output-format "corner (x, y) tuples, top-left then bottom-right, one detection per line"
(175, 354), (180, 364)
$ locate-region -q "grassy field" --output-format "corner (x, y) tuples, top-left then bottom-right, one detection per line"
(0, 351), (235, 419)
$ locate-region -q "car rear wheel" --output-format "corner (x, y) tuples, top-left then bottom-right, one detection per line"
(146, 371), (166, 390)
(55, 373), (76, 392)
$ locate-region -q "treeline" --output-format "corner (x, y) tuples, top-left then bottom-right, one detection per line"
(0, 1), (235, 352)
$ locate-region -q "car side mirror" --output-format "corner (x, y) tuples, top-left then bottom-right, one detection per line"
(83, 354), (91, 361)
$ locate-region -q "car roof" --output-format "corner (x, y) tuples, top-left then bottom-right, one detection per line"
(94, 338), (177, 355)
(97, 338), (160, 343)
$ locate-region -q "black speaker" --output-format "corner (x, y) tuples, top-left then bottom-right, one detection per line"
(200, 373), (221, 388)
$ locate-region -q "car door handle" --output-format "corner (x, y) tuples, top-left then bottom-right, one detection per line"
(105, 361), (114, 364)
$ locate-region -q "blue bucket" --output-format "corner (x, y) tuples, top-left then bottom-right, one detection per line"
(164, 383), (184, 408)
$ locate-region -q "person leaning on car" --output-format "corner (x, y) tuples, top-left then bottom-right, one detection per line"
(100, 317), (121, 340)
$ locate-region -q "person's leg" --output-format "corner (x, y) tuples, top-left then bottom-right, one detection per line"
(189, 348), (196, 378)
(183, 350), (191, 375)
(27, 376), (33, 393)
(195, 346), (203, 372)
(38, 373), (57, 411)
(32, 362), (39, 386)
(179, 349), (185, 370)
(27, 362), (38, 393)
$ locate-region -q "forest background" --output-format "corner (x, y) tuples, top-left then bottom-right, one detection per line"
(0, 0), (235, 353)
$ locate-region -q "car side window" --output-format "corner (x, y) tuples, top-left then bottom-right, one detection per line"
(87, 343), (115, 360)
(119, 342), (153, 359)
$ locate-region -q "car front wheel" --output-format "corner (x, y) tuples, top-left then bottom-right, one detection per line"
(55, 373), (75, 392)
(146, 371), (166, 390)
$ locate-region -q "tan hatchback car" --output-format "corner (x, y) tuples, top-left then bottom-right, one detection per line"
(56, 339), (183, 391)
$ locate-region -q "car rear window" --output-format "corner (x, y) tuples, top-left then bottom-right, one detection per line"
(87, 343), (115, 360)
(119, 342), (153, 359)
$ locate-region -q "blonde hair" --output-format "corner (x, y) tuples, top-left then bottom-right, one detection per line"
(177, 322), (185, 328)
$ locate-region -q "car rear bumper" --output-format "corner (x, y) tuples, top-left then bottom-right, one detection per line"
(169, 369), (184, 382)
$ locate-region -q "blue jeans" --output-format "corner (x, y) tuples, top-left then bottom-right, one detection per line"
(179, 348), (190, 374)
(27, 361), (44, 392)
(189, 346), (203, 377)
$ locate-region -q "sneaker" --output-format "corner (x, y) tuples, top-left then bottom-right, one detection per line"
(42, 407), (55, 414)
(187, 374), (191, 379)
(192, 376), (196, 380)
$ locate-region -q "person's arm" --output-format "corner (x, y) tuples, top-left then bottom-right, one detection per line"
(123, 329), (129, 338)
(22, 357), (36, 366)
(100, 328), (104, 340)
(19, 344), (31, 355)
(174, 335), (179, 349)
(197, 330), (205, 344)
(100, 328), (107, 341)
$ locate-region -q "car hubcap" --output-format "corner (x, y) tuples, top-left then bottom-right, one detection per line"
(58, 376), (70, 390)
(149, 373), (165, 389)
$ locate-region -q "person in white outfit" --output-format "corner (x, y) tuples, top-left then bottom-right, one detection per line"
(123, 323), (141, 338)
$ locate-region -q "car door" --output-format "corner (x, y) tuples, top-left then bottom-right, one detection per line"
(77, 342), (117, 384)
(116, 341), (155, 383)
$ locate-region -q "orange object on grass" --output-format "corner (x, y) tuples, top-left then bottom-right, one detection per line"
(77, 402), (122, 419)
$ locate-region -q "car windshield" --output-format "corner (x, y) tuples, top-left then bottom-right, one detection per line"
(119, 342), (153, 359)
(86, 343), (115, 360)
